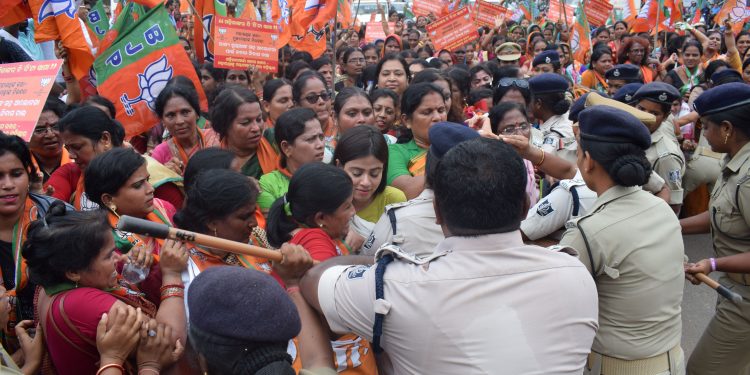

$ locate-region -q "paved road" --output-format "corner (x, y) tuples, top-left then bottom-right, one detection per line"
(681, 233), (719, 359)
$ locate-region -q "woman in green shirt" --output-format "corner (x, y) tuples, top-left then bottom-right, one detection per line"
(387, 82), (448, 199)
(257, 108), (325, 213)
(335, 125), (406, 226)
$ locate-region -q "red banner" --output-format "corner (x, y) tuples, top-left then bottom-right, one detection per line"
(0, 60), (62, 141)
(213, 16), (279, 73)
(585, 0), (614, 27)
(364, 22), (395, 43)
(547, 0), (575, 23)
(474, 0), (512, 28)
(426, 7), (478, 52)
(413, 0), (445, 17)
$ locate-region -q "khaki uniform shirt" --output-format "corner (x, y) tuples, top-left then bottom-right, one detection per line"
(540, 113), (578, 165)
(361, 189), (443, 257)
(318, 231), (599, 375)
(710, 142), (750, 259)
(646, 130), (686, 205)
(560, 186), (684, 360)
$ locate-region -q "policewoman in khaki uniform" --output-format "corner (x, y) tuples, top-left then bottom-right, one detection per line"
(559, 106), (686, 375)
(632, 82), (687, 213)
(680, 82), (750, 375)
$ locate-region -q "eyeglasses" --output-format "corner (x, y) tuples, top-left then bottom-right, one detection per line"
(500, 122), (530, 135)
(33, 124), (59, 135)
(304, 91), (332, 104)
(347, 58), (365, 64)
(498, 78), (529, 88)
(629, 49), (645, 55)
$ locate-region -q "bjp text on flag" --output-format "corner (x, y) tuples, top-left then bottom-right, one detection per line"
(0, 60), (62, 142)
(474, 0), (511, 28)
(364, 22), (394, 43)
(213, 16), (279, 73)
(413, 0), (445, 17)
(584, 0), (614, 27)
(426, 7), (479, 52)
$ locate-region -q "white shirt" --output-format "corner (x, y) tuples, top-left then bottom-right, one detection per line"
(318, 231), (599, 375)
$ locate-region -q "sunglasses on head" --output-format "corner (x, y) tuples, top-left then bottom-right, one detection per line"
(497, 78), (529, 88)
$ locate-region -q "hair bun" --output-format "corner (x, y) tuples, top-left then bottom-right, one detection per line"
(610, 154), (651, 187)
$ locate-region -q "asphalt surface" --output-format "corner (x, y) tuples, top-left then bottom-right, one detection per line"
(681, 233), (719, 359)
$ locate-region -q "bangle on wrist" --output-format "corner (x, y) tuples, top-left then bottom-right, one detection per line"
(709, 257), (717, 272)
(286, 286), (300, 294)
(534, 148), (546, 168)
(97, 363), (125, 375)
(139, 367), (160, 375)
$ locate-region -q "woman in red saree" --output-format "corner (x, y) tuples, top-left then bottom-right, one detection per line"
(22, 205), (187, 375)
(266, 163), (378, 374)
(84, 148), (177, 305)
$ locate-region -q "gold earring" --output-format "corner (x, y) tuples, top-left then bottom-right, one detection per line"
(107, 203), (119, 218)
(724, 133), (730, 145)
(318, 222), (325, 228)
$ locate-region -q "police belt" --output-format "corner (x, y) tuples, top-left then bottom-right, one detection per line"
(587, 345), (681, 375)
(727, 272), (750, 286)
(697, 146), (724, 160)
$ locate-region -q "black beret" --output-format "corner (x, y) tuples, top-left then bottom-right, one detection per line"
(633, 82), (680, 104)
(710, 69), (743, 85)
(532, 50), (560, 67)
(693, 82), (750, 116)
(613, 83), (644, 103)
(528, 73), (569, 94)
(605, 64), (641, 81)
(188, 266), (301, 342)
(428, 122), (479, 159)
(568, 92), (591, 122)
(578, 106), (652, 150)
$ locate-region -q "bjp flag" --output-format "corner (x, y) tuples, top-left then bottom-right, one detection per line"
(194, 0), (227, 62)
(621, 0), (637, 24)
(99, 2), (147, 56)
(132, 0), (164, 7)
(29, 0), (95, 80)
(570, 3), (591, 64)
(84, 0), (110, 41)
(630, 0), (657, 33)
(237, 0), (260, 19)
(0, 0), (32, 27)
(713, 0), (750, 34)
(270, 0), (292, 48)
(289, 0), (333, 58)
(95, 4), (207, 137)
(338, 0), (353, 29)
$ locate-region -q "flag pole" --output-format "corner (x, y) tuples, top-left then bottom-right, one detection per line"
(187, 0), (213, 44)
(331, 5), (339, 91)
(653, 0), (660, 52)
(562, 0), (569, 28)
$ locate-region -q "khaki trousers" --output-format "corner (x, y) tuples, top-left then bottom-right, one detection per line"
(686, 278), (750, 375)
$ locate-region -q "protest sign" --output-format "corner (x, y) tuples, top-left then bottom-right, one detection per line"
(413, 0), (445, 17)
(585, 0), (614, 27)
(364, 22), (395, 43)
(0, 60), (62, 141)
(474, 0), (512, 28)
(213, 16), (279, 73)
(547, 0), (575, 23)
(426, 7), (478, 52)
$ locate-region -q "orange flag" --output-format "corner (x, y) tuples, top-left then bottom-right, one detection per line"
(132, 0), (164, 6)
(714, 0), (750, 34)
(630, 0), (656, 33)
(29, 0), (95, 80)
(0, 0), (32, 27)
(270, 0), (292, 48)
(289, 0), (330, 58)
(570, 3), (591, 64)
(194, 0), (227, 62)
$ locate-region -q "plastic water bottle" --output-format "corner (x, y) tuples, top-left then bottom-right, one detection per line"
(121, 242), (152, 284)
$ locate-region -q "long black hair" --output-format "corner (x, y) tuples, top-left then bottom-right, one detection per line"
(266, 163), (352, 248)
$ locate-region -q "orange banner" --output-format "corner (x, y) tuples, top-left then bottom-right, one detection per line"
(413, 0), (445, 17)
(364, 22), (394, 43)
(584, 0), (614, 27)
(474, 0), (512, 28)
(426, 7), (478, 52)
(0, 60), (62, 142)
(213, 16), (279, 73)
(547, 0), (575, 24)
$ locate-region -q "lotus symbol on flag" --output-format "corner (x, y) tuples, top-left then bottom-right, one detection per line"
(39, 78), (51, 87)
(728, 0), (750, 22)
(120, 55), (174, 116)
(38, 0), (77, 23)
(570, 30), (580, 51)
